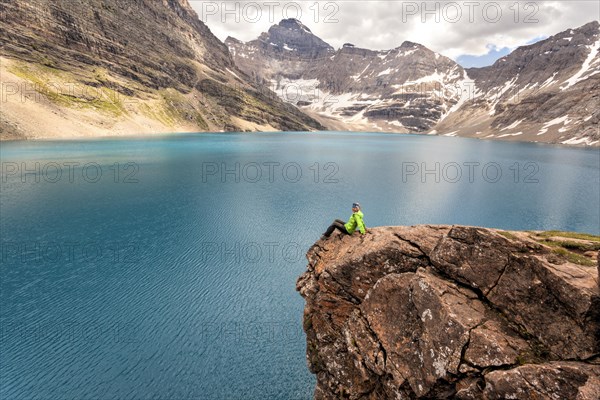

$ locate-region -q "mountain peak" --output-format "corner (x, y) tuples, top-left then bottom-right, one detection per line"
(253, 18), (334, 59)
(224, 36), (242, 44)
(399, 40), (426, 50)
(580, 19), (600, 31)
(278, 18), (312, 33)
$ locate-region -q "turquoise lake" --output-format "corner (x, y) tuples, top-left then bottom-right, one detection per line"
(1, 132), (599, 399)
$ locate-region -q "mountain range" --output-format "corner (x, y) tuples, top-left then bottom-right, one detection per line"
(0, 1), (598, 145)
(227, 18), (600, 145)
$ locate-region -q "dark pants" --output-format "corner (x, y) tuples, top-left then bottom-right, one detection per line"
(323, 219), (349, 237)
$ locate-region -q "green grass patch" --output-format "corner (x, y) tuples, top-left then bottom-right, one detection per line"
(140, 102), (176, 127)
(539, 239), (600, 252)
(139, 90), (209, 130)
(497, 231), (518, 240)
(533, 231), (600, 242)
(551, 248), (596, 266)
(8, 62), (127, 116)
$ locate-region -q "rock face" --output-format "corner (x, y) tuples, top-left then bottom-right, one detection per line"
(0, 0), (323, 139)
(230, 20), (600, 145)
(297, 226), (600, 399)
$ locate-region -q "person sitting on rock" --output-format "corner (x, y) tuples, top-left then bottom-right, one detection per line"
(322, 203), (366, 239)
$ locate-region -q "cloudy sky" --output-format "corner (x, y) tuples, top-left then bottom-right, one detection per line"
(189, 1), (599, 67)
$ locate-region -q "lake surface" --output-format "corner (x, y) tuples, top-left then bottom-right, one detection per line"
(1, 132), (599, 399)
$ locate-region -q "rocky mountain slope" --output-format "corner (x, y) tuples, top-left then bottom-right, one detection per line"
(0, 0), (322, 139)
(297, 225), (600, 399)
(436, 21), (600, 145)
(229, 20), (600, 145)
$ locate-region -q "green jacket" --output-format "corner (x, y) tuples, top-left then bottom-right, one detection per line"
(345, 211), (366, 235)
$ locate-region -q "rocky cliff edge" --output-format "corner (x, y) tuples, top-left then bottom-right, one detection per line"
(296, 225), (600, 399)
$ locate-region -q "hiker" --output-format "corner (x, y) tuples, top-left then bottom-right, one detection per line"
(322, 202), (366, 239)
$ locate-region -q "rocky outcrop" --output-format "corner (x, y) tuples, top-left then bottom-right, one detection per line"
(297, 226), (600, 399)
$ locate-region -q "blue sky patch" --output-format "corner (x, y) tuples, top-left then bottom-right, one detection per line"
(457, 35), (549, 68)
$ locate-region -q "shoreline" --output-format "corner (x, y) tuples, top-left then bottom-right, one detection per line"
(2, 129), (598, 149)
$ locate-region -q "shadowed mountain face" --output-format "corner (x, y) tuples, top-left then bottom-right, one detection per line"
(228, 19), (600, 145)
(0, 0), (323, 139)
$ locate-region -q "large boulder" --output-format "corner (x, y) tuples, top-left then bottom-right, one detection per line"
(297, 225), (600, 399)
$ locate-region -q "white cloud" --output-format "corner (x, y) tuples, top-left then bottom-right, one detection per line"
(189, 1), (600, 60)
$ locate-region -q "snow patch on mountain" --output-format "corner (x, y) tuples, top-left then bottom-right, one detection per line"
(377, 68), (394, 76)
(498, 131), (524, 138)
(537, 116), (571, 135)
(562, 136), (597, 145)
(439, 70), (479, 122)
(500, 119), (523, 131)
(561, 38), (600, 90)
